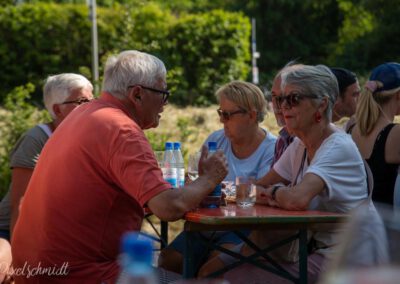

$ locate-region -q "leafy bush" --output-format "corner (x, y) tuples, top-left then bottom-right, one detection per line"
(0, 84), (48, 196)
(167, 10), (250, 105)
(0, 3), (250, 106)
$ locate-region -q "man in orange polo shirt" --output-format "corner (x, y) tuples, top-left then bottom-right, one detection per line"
(11, 50), (228, 283)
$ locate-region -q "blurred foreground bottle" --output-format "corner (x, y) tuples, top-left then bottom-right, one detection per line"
(173, 142), (185, 188)
(163, 142), (177, 188)
(118, 232), (158, 284)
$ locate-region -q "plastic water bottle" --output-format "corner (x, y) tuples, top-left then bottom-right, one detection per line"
(117, 232), (158, 284)
(173, 142), (185, 188)
(206, 141), (222, 208)
(163, 142), (178, 188)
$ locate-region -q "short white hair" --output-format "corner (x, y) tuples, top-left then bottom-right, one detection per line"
(43, 73), (93, 118)
(102, 50), (166, 99)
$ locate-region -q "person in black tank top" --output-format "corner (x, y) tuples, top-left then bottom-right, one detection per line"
(366, 124), (398, 205)
(351, 62), (400, 206)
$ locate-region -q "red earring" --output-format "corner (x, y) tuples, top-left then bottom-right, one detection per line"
(315, 111), (322, 123)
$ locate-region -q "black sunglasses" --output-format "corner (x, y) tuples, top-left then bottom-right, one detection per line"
(275, 93), (319, 109)
(62, 98), (92, 105)
(217, 108), (247, 120)
(128, 85), (170, 103)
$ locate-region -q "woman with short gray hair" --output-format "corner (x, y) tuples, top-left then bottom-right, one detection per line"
(280, 64), (338, 121)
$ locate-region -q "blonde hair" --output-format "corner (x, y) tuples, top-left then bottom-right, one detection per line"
(356, 81), (400, 135)
(215, 81), (267, 123)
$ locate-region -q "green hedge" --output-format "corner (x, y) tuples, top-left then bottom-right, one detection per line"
(0, 3), (250, 106)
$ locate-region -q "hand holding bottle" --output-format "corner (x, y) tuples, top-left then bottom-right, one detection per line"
(198, 144), (228, 186)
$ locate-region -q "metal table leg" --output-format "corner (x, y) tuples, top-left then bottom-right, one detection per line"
(183, 231), (196, 278)
(160, 220), (168, 249)
(299, 229), (308, 284)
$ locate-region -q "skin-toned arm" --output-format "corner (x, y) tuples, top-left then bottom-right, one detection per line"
(258, 173), (325, 211)
(147, 146), (228, 221)
(255, 169), (289, 204)
(10, 168), (33, 233)
(0, 238), (12, 282)
(256, 168), (289, 188)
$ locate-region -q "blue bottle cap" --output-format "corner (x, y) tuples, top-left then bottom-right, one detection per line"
(165, 142), (173, 150)
(173, 142), (181, 150)
(121, 232), (153, 265)
(208, 141), (217, 151)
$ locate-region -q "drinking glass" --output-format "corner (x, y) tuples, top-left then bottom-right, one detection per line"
(235, 176), (256, 208)
(154, 151), (164, 167)
(187, 152), (201, 181)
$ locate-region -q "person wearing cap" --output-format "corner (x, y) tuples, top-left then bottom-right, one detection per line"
(330, 67), (361, 131)
(11, 50), (228, 283)
(350, 62), (400, 206)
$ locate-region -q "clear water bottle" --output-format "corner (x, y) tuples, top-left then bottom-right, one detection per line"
(163, 142), (177, 188)
(117, 232), (158, 284)
(206, 141), (222, 208)
(173, 142), (185, 188)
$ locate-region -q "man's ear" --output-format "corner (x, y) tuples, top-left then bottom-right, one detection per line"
(129, 86), (142, 105)
(53, 104), (62, 117)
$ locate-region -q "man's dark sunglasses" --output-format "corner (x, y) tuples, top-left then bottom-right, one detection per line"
(62, 98), (92, 105)
(128, 85), (170, 103)
(217, 108), (247, 120)
(276, 93), (319, 109)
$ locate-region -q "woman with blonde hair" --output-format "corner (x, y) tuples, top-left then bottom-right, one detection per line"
(159, 80), (277, 275)
(351, 62), (400, 205)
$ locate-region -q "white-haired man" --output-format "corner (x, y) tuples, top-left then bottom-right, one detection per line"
(0, 73), (93, 282)
(12, 50), (228, 283)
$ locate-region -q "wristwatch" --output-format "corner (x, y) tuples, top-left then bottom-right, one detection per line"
(271, 184), (283, 201)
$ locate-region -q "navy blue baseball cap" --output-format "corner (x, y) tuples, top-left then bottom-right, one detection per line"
(369, 62), (400, 93)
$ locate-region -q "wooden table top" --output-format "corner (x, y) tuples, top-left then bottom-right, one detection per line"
(184, 204), (347, 225)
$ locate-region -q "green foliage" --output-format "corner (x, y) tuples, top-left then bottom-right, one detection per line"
(0, 4), (92, 101)
(168, 10), (251, 105)
(0, 3), (249, 106)
(333, 0), (400, 71)
(0, 84), (49, 195)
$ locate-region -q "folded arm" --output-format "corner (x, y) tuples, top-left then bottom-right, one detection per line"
(258, 173), (325, 211)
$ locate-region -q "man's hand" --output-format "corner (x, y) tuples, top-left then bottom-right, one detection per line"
(198, 145), (228, 186)
(148, 145), (228, 221)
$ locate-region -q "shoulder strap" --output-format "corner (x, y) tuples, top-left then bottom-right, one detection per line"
(37, 123), (53, 138)
(292, 148), (307, 186)
(369, 123), (396, 161)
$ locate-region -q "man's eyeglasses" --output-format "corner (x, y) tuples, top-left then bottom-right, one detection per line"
(217, 108), (247, 120)
(128, 85), (170, 103)
(275, 93), (319, 109)
(62, 98), (92, 105)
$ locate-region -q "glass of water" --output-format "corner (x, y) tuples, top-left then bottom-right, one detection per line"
(235, 176), (256, 208)
(187, 152), (201, 181)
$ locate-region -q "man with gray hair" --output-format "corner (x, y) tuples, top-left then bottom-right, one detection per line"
(12, 50), (228, 283)
(0, 73), (93, 281)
